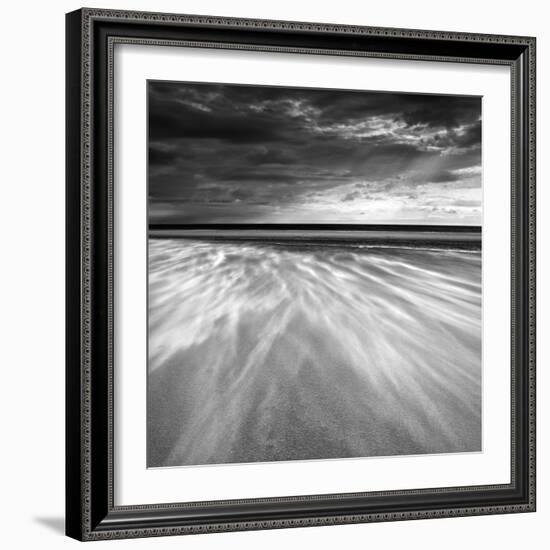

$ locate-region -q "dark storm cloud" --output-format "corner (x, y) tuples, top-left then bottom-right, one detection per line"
(148, 81), (481, 224)
(149, 145), (179, 166)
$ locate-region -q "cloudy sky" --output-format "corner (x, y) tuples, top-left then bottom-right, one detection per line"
(148, 81), (481, 225)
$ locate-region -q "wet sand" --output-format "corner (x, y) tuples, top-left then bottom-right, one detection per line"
(148, 238), (482, 467)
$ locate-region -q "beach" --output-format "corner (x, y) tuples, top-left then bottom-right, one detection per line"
(147, 236), (482, 467)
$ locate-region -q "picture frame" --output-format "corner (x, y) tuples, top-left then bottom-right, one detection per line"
(65, 7), (536, 541)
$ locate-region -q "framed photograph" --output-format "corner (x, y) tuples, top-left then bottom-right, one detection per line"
(66, 8), (536, 541)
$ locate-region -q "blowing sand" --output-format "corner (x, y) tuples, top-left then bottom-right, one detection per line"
(147, 238), (481, 467)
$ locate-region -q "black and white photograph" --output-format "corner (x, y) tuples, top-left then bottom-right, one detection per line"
(147, 81), (483, 468)
(60, 5), (538, 542)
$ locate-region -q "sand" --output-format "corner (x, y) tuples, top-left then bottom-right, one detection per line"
(147, 238), (482, 467)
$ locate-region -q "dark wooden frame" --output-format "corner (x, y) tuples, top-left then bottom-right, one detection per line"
(66, 7), (536, 541)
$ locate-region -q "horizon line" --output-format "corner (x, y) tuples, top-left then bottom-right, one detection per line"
(149, 223), (482, 232)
